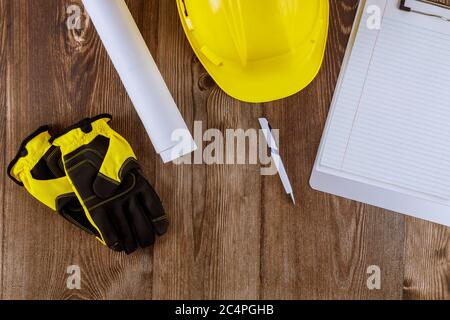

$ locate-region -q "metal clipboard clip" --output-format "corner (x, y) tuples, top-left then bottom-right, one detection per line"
(399, 0), (450, 21)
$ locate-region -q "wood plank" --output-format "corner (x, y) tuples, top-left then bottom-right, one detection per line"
(260, 0), (404, 299)
(192, 92), (263, 299)
(0, 0), (8, 299)
(150, 0), (197, 299)
(4, 0), (34, 299)
(403, 218), (449, 300)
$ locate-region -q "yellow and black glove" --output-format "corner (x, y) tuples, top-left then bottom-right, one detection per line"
(8, 127), (101, 236)
(51, 114), (168, 254)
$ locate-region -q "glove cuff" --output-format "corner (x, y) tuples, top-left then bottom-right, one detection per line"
(51, 114), (113, 154)
(8, 126), (51, 186)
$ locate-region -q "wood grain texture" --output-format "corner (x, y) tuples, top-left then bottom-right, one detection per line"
(0, 0), (7, 300)
(403, 218), (449, 299)
(0, 0), (448, 300)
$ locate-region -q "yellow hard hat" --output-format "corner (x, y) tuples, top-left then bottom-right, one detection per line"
(177, 0), (330, 103)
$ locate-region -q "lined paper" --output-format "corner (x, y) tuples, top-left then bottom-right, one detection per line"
(320, 0), (450, 200)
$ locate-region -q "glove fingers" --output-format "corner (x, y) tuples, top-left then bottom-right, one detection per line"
(91, 209), (123, 252)
(111, 208), (138, 255)
(127, 198), (155, 248)
(137, 189), (168, 236)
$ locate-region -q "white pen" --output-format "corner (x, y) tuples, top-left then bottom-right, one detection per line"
(259, 118), (296, 205)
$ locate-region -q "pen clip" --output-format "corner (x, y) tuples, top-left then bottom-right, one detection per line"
(259, 118), (279, 151)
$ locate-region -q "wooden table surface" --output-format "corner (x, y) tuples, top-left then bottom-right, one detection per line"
(0, 0), (449, 300)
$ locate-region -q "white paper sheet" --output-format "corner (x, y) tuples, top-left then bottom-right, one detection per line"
(82, 0), (197, 163)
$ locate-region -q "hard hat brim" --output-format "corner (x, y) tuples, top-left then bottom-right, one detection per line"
(207, 30), (329, 103)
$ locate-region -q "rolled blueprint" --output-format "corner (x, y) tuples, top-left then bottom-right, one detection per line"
(82, 0), (196, 163)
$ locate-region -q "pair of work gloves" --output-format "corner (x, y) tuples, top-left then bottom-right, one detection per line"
(8, 114), (168, 254)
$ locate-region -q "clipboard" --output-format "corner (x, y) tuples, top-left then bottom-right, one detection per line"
(399, 0), (450, 20)
(310, 0), (450, 226)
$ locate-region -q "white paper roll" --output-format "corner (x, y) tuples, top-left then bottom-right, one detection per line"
(82, 0), (196, 163)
